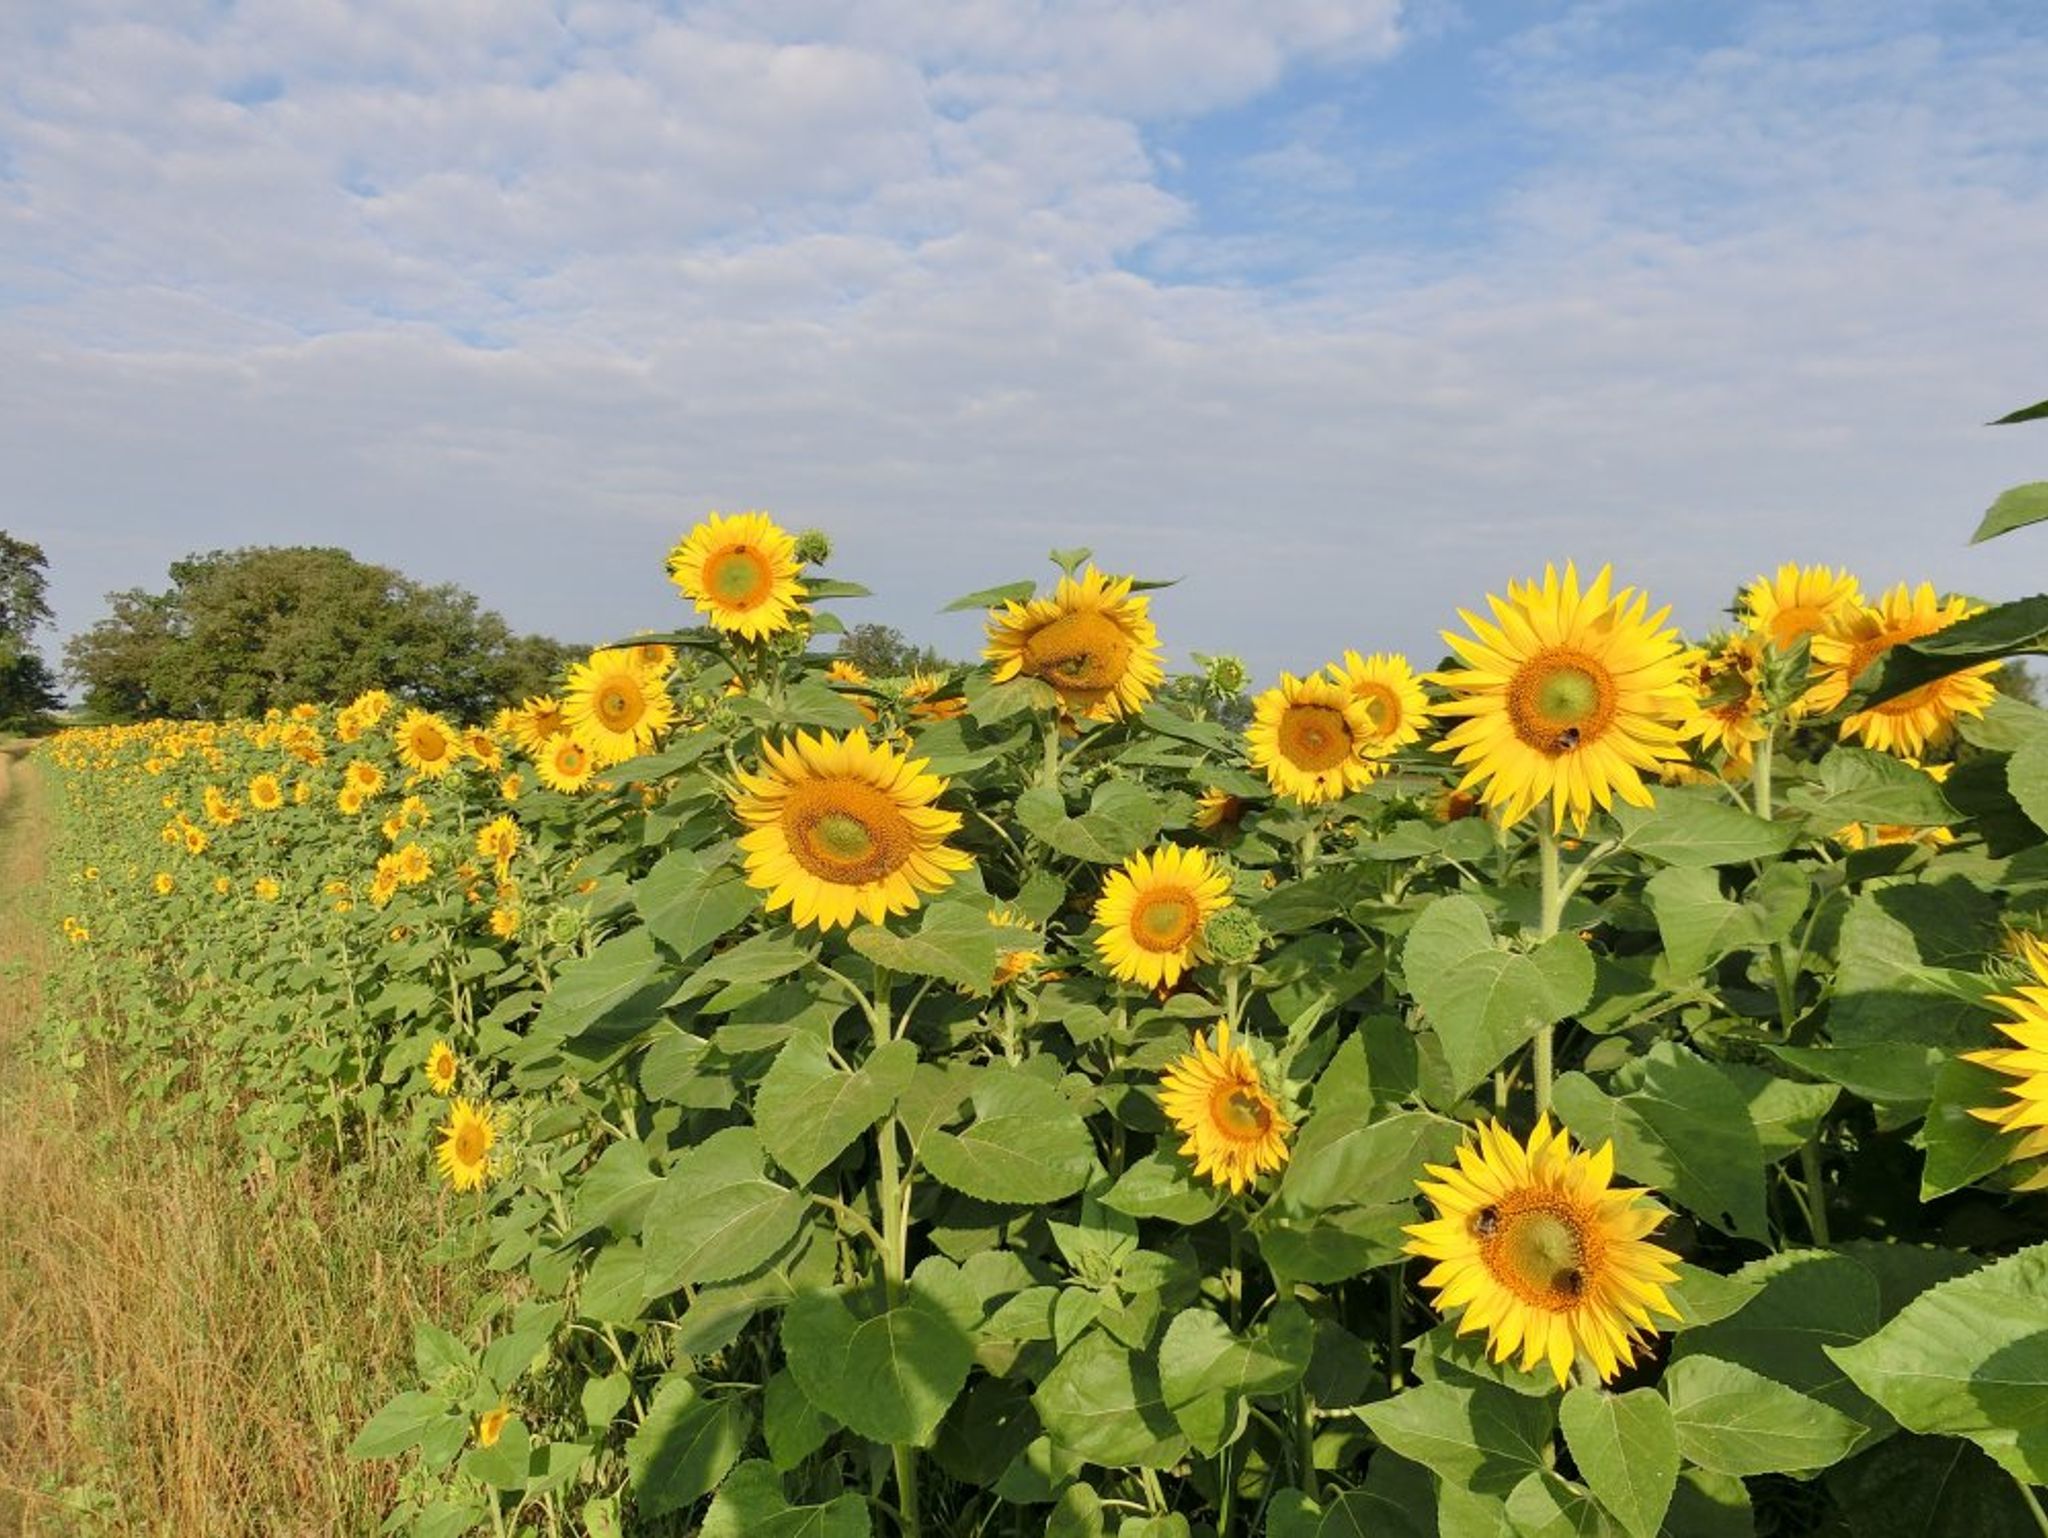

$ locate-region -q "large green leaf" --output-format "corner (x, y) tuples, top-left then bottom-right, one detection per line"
(754, 1034), (916, 1184)
(1663, 1356), (1865, 1477)
(1828, 1242), (2048, 1485)
(700, 1460), (871, 1538)
(634, 848), (756, 964)
(624, 1374), (752, 1517)
(920, 1065), (1094, 1204)
(1828, 889), (1996, 1049)
(1989, 398), (2048, 426)
(1032, 1330), (1189, 1469)
(1825, 1434), (2043, 1538)
(848, 901), (1005, 991)
(1612, 789), (1797, 867)
(512, 928), (670, 1083)
(1920, 1056), (2020, 1199)
(1558, 1387), (1677, 1538)
(1973, 483), (2048, 544)
(641, 1128), (808, 1298)
(1644, 864), (1806, 978)
(2009, 737), (2048, 836)
(1156, 1303), (1313, 1455)
(1354, 1379), (1554, 1496)
(781, 1279), (975, 1447)
(1276, 1108), (1464, 1214)
(1853, 597), (2048, 708)
(1788, 748), (1959, 830)
(1403, 895), (1594, 1102)
(1014, 779), (1164, 863)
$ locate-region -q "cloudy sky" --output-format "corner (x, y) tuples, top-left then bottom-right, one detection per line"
(3, 0), (2044, 682)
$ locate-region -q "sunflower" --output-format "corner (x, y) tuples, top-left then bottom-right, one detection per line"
(1679, 635), (1767, 771)
(563, 649), (677, 767)
(394, 843), (433, 886)
(489, 905), (520, 939)
(499, 773), (523, 801)
(1432, 565), (1693, 832)
(903, 672), (967, 722)
(826, 659), (870, 686)
(464, 728), (503, 772)
(511, 695), (568, 758)
(1809, 584), (2000, 757)
(984, 565), (1165, 722)
(988, 908), (1043, 989)
(435, 1098), (497, 1193)
(1246, 673), (1381, 805)
(1328, 650), (1430, 758)
(396, 709), (460, 779)
(476, 1405), (512, 1449)
(153, 872), (175, 896)
(536, 735), (598, 795)
(731, 730), (972, 930)
(630, 639), (678, 672)
(1158, 1022), (1292, 1194)
(1961, 934), (2048, 1188)
(425, 1039), (459, 1096)
(337, 785), (366, 816)
(203, 785), (241, 826)
(1405, 1117), (1682, 1387)
(253, 876), (280, 901)
(1093, 844), (1232, 991)
(344, 759), (385, 796)
(1741, 563), (1863, 651)
(183, 826), (209, 856)
(248, 773), (284, 812)
(476, 815), (521, 879)
(1194, 787), (1247, 834)
(667, 510), (808, 639)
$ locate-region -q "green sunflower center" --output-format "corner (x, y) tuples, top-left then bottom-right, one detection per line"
(1537, 666), (1600, 722)
(814, 811), (876, 862)
(1507, 651), (1618, 755)
(1133, 889), (1200, 952)
(706, 546), (773, 608)
(786, 778), (915, 887)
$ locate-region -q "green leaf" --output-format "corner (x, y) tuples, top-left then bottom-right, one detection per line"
(2009, 737), (2048, 836)
(847, 901), (1004, 991)
(1973, 483), (2048, 544)
(1828, 1242), (2048, 1485)
(761, 1369), (834, 1471)
(1048, 1483), (1106, 1538)
(1505, 1470), (1622, 1538)
(1014, 780), (1165, 864)
(1612, 788), (1798, 867)
(1100, 1151), (1223, 1223)
(701, 1460), (872, 1538)
(1559, 1387), (1677, 1538)
(1720, 1063), (1838, 1159)
(462, 1417), (532, 1490)
(1031, 1330), (1190, 1469)
(1990, 398), (2048, 426)
(348, 1390), (462, 1460)
(641, 1128), (808, 1297)
(1663, 1356), (1865, 1477)
(780, 1280), (974, 1447)
(1644, 864), (1806, 978)
(920, 1065), (1094, 1204)
(1825, 1433), (2044, 1538)
(943, 579), (1039, 613)
(1277, 1108), (1465, 1214)
(1403, 896), (1595, 1102)
(1789, 748), (1959, 830)
(513, 928), (669, 1081)
(1921, 1056), (2020, 1199)
(1829, 890), (1996, 1050)
(635, 851), (756, 964)
(625, 1374), (752, 1517)
(1354, 1379), (1554, 1496)
(1770, 1043), (1943, 1105)
(1157, 1304), (1313, 1455)
(1854, 597), (2048, 708)
(754, 1034), (916, 1184)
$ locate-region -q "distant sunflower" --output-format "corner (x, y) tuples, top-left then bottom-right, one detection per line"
(488, 904), (520, 939)
(1679, 636), (1767, 771)
(1962, 934), (2048, 1188)
(1193, 787), (1247, 834)
(1327, 650), (1430, 758)
(1405, 1117), (1682, 1388)
(253, 876), (280, 901)
(511, 695), (568, 758)
(464, 728), (503, 771)
(1809, 583), (1999, 757)
(1093, 844), (1231, 991)
(536, 735), (598, 795)
(984, 565), (1164, 722)
(396, 710), (460, 779)
(425, 1039), (459, 1096)
(903, 672), (967, 722)
(629, 639), (678, 673)
(667, 510), (808, 640)
(476, 815), (521, 879)
(435, 1098), (496, 1193)
(732, 731), (971, 930)
(1741, 563), (1863, 651)
(1433, 565), (1693, 832)
(337, 785), (366, 816)
(183, 825), (209, 855)
(394, 843), (433, 886)
(1158, 1022), (1292, 1194)
(345, 759), (385, 796)
(153, 872), (175, 896)
(988, 908), (1043, 990)
(563, 649), (677, 766)
(1246, 673), (1380, 805)
(248, 773), (284, 812)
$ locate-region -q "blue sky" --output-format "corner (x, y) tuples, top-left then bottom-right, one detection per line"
(2, 0), (2044, 687)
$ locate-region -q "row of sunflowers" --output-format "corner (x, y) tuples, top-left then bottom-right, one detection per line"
(35, 511), (2048, 1537)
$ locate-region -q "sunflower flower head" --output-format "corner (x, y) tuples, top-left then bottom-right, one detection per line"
(396, 709), (460, 780)
(425, 1039), (459, 1096)
(1963, 933), (2048, 1189)
(1092, 844), (1232, 991)
(984, 565), (1165, 723)
(1246, 672), (1382, 805)
(667, 510), (809, 640)
(563, 649), (677, 767)
(1158, 1022), (1292, 1194)
(436, 1098), (497, 1193)
(1327, 650), (1430, 759)
(1741, 563), (1864, 652)
(1809, 583), (2000, 757)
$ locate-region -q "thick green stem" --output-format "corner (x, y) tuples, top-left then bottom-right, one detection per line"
(2015, 1474), (2048, 1538)
(1293, 1383), (1318, 1502)
(870, 968), (920, 1538)
(1534, 819), (1564, 1119)
(1298, 823), (1319, 875)
(1041, 714), (1062, 789)
(1386, 1269), (1405, 1391)
(1751, 726), (1775, 821)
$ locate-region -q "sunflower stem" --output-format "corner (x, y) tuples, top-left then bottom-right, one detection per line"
(871, 965), (921, 1538)
(1386, 1268), (1406, 1390)
(2014, 1474), (2048, 1538)
(1751, 723), (1776, 821)
(1040, 714), (1062, 789)
(1298, 824), (1319, 875)
(1534, 819), (1564, 1120)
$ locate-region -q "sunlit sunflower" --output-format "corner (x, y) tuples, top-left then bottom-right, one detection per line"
(465, 728), (503, 771)
(345, 759), (385, 796)
(499, 773), (523, 801)
(731, 730), (972, 930)
(1327, 650), (1430, 759)
(903, 672), (967, 722)
(476, 1405), (512, 1449)
(1809, 583), (2000, 757)
(1246, 672), (1381, 805)
(425, 1039), (459, 1095)
(1679, 635), (1767, 771)
(511, 695), (568, 758)
(984, 565), (1165, 722)
(394, 843), (433, 886)
(183, 825), (209, 856)
(667, 510), (808, 639)
(248, 773), (284, 812)
(476, 815), (521, 879)
(1158, 1022), (1292, 1194)
(1741, 563), (1863, 651)
(1093, 844), (1232, 990)
(435, 1098), (497, 1193)
(153, 872), (175, 895)
(629, 638), (678, 673)
(1194, 787), (1247, 834)
(488, 904), (520, 939)
(253, 876), (280, 901)
(1433, 565), (1693, 832)
(203, 784), (241, 827)
(563, 649), (677, 766)
(337, 785), (366, 816)
(536, 735), (598, 795)
(826, 658), (870, 686)
(1405, 1117), (1682, 1388)
(1961, 934), (2048, 1189)
(988, 908), (1043, 989)
(396, 709), (460, 779)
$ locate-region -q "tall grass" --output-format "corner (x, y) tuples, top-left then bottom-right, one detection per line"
(0, 753), (484, 1537)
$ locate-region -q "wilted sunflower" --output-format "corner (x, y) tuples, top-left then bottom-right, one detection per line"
(1962, 934), (2048, 1189)
(1741, 563), (1863, 651)
(731, 730), (972, 930)
(511, 695), (568, 758)
(1093, 844), (1232, 991)
(1809, 583), (1999, 757)
(984, 565), (1165, 722)
(435, 1098), (496, 1192)
(563, 649), (677, 766)
(396, 709), (460, 779)
(248, 773), (284, 812)
(1405, 1117), (1682, 1387)
(1246, 672), (1380, 805)
(1158, 1022), (1292, 1194)
(476, 1405), (512, 1449)
(1328, 650), (1430, 759)
(667, 510), (808, 639)
(1433, 565), (1693, 832)
(425, 1040), (459, 1095)
(536, 735), (598, 795)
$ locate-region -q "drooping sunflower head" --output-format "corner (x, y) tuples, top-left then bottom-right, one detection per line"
(425, 1040), (459, 1095)
(1432, 564), (1693, 832)
(1404, 1117), (1682, 1388)
(1327, 650), (1430, 757)
(1158, 1022), (1292, 1194)
(436, 1098), (497, 1193)
(537, 735), (597, 795)
(1092, 843), (1233, 991)
(731, 730), (973, 931)
(563, 649), (678, 767)
(511, 695), (568, 759)
(396, 709), (460, 779)
(1809, 583), (2000, 757)
(248, 772), (284, 812)
(1193, 787), (1248, 834)
(1962, 934), (2048, 1189)
(983, 565), (1165, 722)
(667, 510), (809, 640)
(1741, 564), (1864, 651)
(1246, 672), (1381, 806)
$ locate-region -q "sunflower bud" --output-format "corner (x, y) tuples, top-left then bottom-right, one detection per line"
(1203, 653), (1249, 697)
(1202, 906), (1266, 966)
(793, 529), (833, 565)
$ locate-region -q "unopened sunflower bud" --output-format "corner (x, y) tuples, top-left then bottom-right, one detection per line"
(1203, 906), (1266, 965)
(793, 529), (833, 565)
(1204, 653), (1249, 697)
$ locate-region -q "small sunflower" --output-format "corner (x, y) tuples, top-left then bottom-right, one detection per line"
(731, 731), (972, 930)
(396, 709), (460, 779)
(1158, 1022), (1292, 1194)
(488, 904), (521, 939)
(1433, 565), (1693, 832)
(1741, 563), (1863, 651)
(248, 773), (284, 812)
(667, 510), (808, 640)
(903, 672), (967, 722)
(337, 785), (366, 816)
(563, 649), (677, 767)
(984, 565), (1165, 722)
(988, 908), (1043, 989)
(1809, 583), (2000, 757)
(1405, 1117), (1682, 1388)
(476, 815), (521, 879)
(629, 639), (678, 672)
(183, 825), (209, 855)
(536, 735), (598, 795)
(1327, 650), (1430, 759)
(1246, 672), (1381, 805)
(436, 1098), (497, 1193)
(1193, 787), (1247, 834)
(476, 1404), (512, 1449)
(153, 872), (175, 896)
(253, 876), (281, 901)
(425, 1040), (459, 1095)
(1679, 635), (1767, 771)
(511, 695), (568, 758)
(1093, 844), (1232, 991)
(465, 728), (503, 771)
(344, 759), (385, 796)
(1962, 934), (2048, 1188)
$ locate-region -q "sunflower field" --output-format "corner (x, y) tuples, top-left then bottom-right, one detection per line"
(32, 506), (2048, 1538)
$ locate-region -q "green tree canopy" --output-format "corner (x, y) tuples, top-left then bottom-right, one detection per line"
(64, 546), (580, 722)
(0, 532), (61, 732)
(836, 622), (957, 677)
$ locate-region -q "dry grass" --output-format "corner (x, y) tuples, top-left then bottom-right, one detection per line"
(0, 752), (482, 1536)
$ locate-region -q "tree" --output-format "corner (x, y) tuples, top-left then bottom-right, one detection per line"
(64, 546), (579, 722)
(837, 623), (957, 678)
(0, 533), (61, 732)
